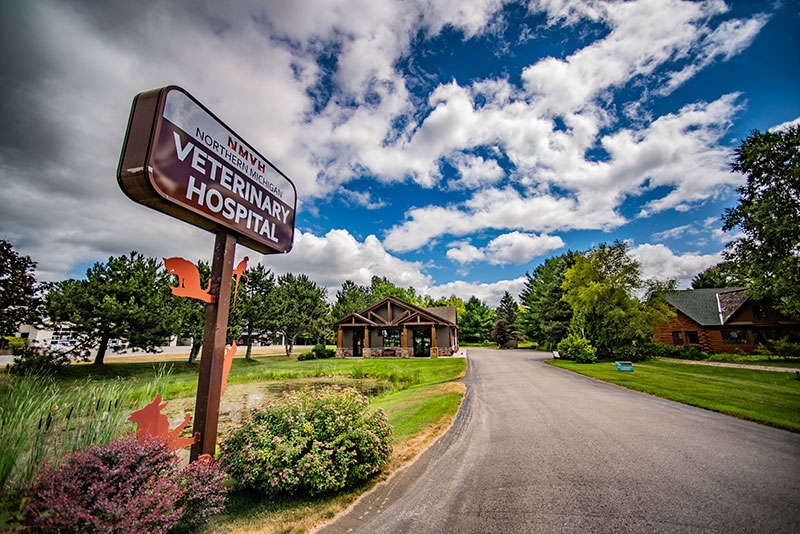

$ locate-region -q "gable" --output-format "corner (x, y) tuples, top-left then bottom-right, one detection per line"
(332, 295), (457, 327)
(664, 288), (747, 326)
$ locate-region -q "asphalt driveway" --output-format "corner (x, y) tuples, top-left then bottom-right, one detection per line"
(319, 348), (800, 533)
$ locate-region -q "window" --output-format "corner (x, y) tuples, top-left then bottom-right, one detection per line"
(721, 329), (749, 345)
(752, 305), (768, 320)
(672, 331), (684, 346)
(756, 328), (781, 344)
(686, 331), (700, 344)
(382, 329), (401, 347)
(50, 327), (80, 349)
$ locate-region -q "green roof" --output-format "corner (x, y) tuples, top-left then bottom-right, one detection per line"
(664, 288), (747, 326)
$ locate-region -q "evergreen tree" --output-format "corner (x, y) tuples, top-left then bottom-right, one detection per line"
(272, 273), (329, 357)
(331, 280), (371, 320)
(519, 251), (577, 346)
(493, 292), (521, 347)
(47, 252), (183, 365)
(459, 296), (495, 342)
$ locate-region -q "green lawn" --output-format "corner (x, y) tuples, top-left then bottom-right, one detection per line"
(548, 359), (800, 432)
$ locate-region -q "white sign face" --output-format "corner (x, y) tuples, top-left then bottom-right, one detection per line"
(118, 86), (297, 254)
(162, 91), (296, 208)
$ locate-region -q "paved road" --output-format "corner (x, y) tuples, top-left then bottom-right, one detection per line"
(319, 348), (800, 533)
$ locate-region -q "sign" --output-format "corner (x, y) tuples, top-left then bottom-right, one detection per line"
(614, 361), (634, 372)
(117, 86), (296, 254)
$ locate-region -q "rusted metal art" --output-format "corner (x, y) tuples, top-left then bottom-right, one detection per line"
(163, 257), (215, 302)
(129, 394), (199, 450)
(231, 256), (249, 307)
(190, 230), (236, 462)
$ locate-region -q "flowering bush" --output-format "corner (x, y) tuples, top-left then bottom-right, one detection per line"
(220, 386), (393, 496)
(19, 436), (228, 534)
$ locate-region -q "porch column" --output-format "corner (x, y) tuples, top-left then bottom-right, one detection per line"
(337, 327), (343, 349)
(430, 324), (438, 358)
(402, 326), (408, 348)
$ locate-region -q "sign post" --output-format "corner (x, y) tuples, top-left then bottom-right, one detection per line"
(117, 86), (296, 461)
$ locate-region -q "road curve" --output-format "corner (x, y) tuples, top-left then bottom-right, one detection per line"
(318, 348), (800, 534)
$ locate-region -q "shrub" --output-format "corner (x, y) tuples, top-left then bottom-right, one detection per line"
(753, 344), (774, 357)
(8, 345), (71, 375)
(774, 338), (800, 358)
(297, 351), (316, 361)
(557, 334), (597, 363)
(18, 437), (227, 534)
(220, 386), (393, 496)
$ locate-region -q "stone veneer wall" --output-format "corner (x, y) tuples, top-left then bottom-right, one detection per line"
(335, 348), (353, 358)
(399, 348), (412, 358)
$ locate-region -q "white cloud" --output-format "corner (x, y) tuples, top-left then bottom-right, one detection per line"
(341, 189), (388, 210)
(651, 224), (694, 241)
(425, 277), (527, 308)
(446, 244), (486, 264)
(448, 154), (506, 190)
(769, 117), (800, 132)
(631, 243), (722, 287)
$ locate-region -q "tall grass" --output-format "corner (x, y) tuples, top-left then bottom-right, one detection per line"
(0, 365), (173, 493)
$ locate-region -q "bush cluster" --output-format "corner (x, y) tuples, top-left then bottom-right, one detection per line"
(18, 437), (228, 534)
(8, 345), (72, 375)
(557, 334), (597, 363)
(775, 338), (800, 358)
(220, 386), (392, 496)
(297, 344), (335, 361)
(654, 343), (708, 360)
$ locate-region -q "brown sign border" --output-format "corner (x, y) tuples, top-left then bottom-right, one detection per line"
(117, 86), (296, 255)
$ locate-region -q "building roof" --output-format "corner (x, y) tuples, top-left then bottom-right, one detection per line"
(664, 288), (748, 326)
(422, 306), (457, 325)
(332, 295), (457, 327)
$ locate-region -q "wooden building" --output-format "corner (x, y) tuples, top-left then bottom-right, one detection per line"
(654, 288), (800, 353)
(332, 295), (458, 358)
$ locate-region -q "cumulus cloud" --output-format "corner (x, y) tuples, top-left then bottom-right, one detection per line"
(769, 117), (800, 132)
(631, 243), (722, 287)
(425, 277), (528, 308)
(446, 232), (564, 265)
(0, 0), (773, 291)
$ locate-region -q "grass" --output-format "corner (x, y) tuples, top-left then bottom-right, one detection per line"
(548, 359), (800, 432)
(1, 356), (467, 533)
(702, 353), (800, 367)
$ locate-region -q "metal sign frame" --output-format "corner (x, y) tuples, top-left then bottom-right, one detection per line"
(117, 85), (296, 255)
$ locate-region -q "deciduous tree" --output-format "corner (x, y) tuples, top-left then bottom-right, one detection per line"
(690, 261), (745, 289)
(0, 240), (47, 336)
(723, 126), (800, 318)
(561, 241), (674, 359)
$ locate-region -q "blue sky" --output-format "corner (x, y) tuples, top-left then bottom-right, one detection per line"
(1, 0), (798, 305)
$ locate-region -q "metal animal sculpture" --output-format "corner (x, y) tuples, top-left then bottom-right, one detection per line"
(128, 394), (200, 450)
(221, 342), (237, 395)
(164, 257), (215, 303)
(231, 256), (249, 307)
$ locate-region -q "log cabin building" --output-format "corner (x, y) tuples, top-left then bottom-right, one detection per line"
(654, 288), (800, 354)
(332, 295), (458, 358)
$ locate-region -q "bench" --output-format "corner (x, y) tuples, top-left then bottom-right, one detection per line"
(614, 361), (634, 372)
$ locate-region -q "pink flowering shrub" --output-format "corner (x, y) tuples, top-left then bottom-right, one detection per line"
(220, 386), (393, 496)
(19, 436), (227, 534)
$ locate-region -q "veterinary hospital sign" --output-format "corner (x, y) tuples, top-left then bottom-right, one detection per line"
(117, 86), (296, 254)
